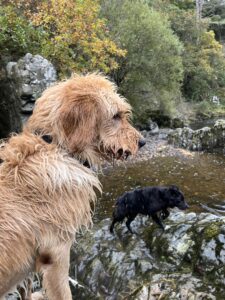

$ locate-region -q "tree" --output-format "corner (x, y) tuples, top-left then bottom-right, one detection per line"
(168, 2), (225, 102)
(196, 0), (205, 21)
(0, 4), (45, 59)
(1, 0), (125, 75)
(101, 0), (184, 116)
(202, 0), (225, 18)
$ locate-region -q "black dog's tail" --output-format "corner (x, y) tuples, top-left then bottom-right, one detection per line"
(110, 197), (126, 233)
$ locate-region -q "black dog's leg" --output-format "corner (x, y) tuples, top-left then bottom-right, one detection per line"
(151, 213), (165, 231)
(125, 215), (137, 234)
(160, 209), (170, 220)
(109, 219), (116, 233)
(110, 217), (124, 233)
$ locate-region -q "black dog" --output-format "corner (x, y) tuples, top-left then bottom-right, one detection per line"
(110, 185), (189, 234)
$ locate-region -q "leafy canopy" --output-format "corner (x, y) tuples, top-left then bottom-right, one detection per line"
(168, 2), (225, 102)
(0, 0), (125, 74)
(101, 0), (184, 115)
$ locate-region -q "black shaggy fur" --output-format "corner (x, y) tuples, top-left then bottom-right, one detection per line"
(110, 185), (189, 234)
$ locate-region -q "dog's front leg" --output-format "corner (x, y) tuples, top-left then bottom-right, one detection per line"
(151, 214), (165, 231)
(160, 209), (170, 220)
(125, 215), (137, 234)
(37, 242), (72, 300)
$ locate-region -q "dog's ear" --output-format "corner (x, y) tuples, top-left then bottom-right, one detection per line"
(60, 97), (99, 153)
(169, 185), (179, 192)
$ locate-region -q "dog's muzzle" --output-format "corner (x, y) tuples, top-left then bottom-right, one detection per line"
(180, 202), (189, 210)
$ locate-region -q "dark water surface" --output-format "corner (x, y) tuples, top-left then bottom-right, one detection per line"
(95, 152), (225, 222)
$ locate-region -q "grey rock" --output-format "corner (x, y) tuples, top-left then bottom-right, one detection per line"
(6, 62), (17, 77)
(21, 84), (33, 96)
(217, 234), (225, 244)
(201, 239), (218, 265)
(68, 212), (225, 299)
(6, 53), (57, 123)
(21, 103), (35, 114)
(168, 120), (225, 152)
(148, 119), (159, 135)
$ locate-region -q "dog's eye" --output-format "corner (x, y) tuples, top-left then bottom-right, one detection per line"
(113, 113), (121, 120)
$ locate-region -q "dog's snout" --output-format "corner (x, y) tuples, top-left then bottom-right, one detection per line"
(138, 138), (146, 148)
(180, 201), (189, 210)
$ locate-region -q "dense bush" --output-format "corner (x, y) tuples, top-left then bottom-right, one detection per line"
(168, 3), (225, 103)
(0, 5), (45, 59)
(0, 0), (125, 74)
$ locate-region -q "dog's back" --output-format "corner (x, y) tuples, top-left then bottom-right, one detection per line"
(113, 196), (127, 217)
(0, 133), (101, 297)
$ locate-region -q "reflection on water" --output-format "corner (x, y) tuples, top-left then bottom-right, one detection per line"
(95, 152), (225, 222)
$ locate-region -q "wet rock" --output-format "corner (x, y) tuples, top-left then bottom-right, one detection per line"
(201, 239), (218, 266)
(148, 120), (159, 135)
(137, 118), (159, 134)
(70, 212), (225, 299)
(168, 120), (225, 152)
(133, 274), (216, 300)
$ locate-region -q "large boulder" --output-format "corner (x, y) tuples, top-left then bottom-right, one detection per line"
(6, 53), (57, 122)
(70, 212), (225, 299)
(168, 119), (225, 152)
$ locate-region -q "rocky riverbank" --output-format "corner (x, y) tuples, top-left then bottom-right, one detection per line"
(70, 212), (225, 299)
(117, 129), (197, 166)
(126, 118), (225, 166)
(168, 119), (225, 153)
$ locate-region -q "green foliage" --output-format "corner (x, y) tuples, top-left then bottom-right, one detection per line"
(0, 0), (125, 75)
(101, 0), (184, 116)
(0, 4), (45, 59)
(1, 0), (225, 120)
(170, 0), (195, 10)
(202, 0), (225, 18)
(168, 3), (225, 103)
(25, 0), (125, 74)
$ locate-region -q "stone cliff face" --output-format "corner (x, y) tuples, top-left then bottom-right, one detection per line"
(6, 53), (57, 123)
(0, 53), (57, 138)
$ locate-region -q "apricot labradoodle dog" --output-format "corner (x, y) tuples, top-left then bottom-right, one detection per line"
(0, 74), (145, 300)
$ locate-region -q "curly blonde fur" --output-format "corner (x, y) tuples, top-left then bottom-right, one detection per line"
(0, 74), (143, 299)
(26, 73), (141, 166)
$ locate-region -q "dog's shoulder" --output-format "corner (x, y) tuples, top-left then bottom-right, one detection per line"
(115, 189), (136, 205)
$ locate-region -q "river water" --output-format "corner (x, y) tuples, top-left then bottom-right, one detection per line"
(95, 151), (225, 222)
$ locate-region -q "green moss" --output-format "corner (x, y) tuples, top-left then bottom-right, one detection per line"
(204, 222), (222, 240)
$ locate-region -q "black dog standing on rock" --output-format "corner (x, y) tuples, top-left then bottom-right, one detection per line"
(110, 185), (189, 234)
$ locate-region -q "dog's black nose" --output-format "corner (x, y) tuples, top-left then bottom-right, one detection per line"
(138, 138), (146, 148)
